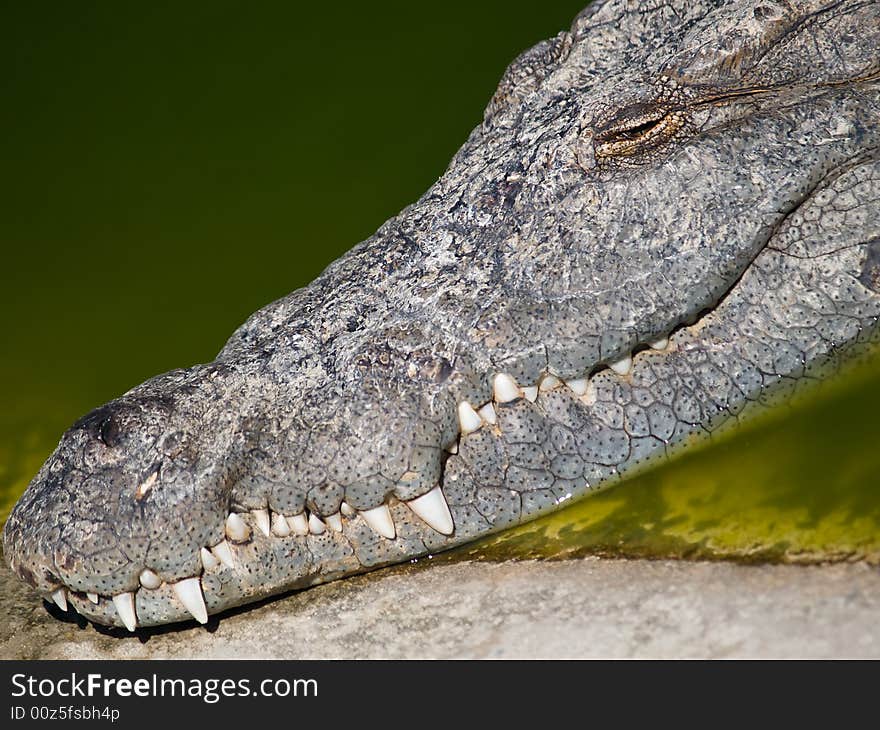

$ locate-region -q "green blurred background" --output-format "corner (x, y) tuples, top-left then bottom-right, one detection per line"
(2, 1), (878, 562)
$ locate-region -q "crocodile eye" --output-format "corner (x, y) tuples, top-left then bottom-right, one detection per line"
(593, 103), (687, 161)
(611, 116), (664, 141)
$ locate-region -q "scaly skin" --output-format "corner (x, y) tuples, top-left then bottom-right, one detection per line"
(4, 0), (880, 630)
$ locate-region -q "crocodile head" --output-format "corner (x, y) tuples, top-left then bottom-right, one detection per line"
(5, 0), (880, 630)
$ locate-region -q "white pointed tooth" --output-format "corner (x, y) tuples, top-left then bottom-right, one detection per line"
(139, 568), (161, 589)
(200, 547), (220, 570)
(340, 502), (356, 517)
(493, 373), (521, 403)
(360, 504), (396, 539)
(225, 513), (251, 543)
(446, 442), (458, 454)
(325, 513), (343, 532)
(51, 588), (68, 611)
(308, 513), (326, 535)
(649, 336), (669, 351)
(407, 485), (454, 535)
(112, 592), (137, 632)
(610, 355), (633, 375)
(271, 512), (291, 537)
(87, 592), (99, 605)
(457, 401), (482, 434)
(566, 378), (589, 396)
(290, 513), (310, 536)
(252, 508), (271, 537)
(211, 540), (235, 569)
(172, 577), (208, 624)
(540, 374), (560, 391)
(583, 380), (597, 406)
(522, 385), (539, 402)
(478, 402), (497, 425)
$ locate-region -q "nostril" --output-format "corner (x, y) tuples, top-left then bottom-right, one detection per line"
(74, 405), (124, 447)
(97, 414), (121, 447)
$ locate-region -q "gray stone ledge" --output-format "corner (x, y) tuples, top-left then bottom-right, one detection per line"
(2, 557), (878, 659)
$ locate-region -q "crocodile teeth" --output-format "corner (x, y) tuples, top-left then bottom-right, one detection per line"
(406, 486), (454, 535)
(112, 592), (137, 632)
(649, 336), (669, 350)
(447, 442), (458, 454)
(252, 508), (271, 537)
(211, 540), (235, 569)
(360, 504), (396, 539)
(87, 592), (99, 605)
(289, 513), (310, 536)
(540, 374), (560, 391)
(51, 588), (68, 611)
(340, 502), (356, 517)
(200, 547), (220, 570)
(522, 385), (539, 402)
(565, 378), (589, 396)
(172, 577), (208, 624)
(271, 512), (291, 537)
(308, 513), (326, 535)
(225, 513), (251, 543)
(582, 380), (597, 405)
(325, 513), (343, 532)
(478, 402), (497, 425)
(493, 373), (521, 403)
(457, 401), (482, 434)
(139, 568), (161, 589)
(610, 355), (633, 375)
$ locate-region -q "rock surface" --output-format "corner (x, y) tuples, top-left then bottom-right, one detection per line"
(2, 556), (878, 659)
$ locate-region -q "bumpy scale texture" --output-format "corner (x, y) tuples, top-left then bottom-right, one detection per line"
(4, 0), (880, 629)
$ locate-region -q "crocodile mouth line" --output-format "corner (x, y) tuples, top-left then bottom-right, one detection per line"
(36, 292), (739, 631)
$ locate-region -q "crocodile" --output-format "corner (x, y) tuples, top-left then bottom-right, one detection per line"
(4, 0), (880, 631)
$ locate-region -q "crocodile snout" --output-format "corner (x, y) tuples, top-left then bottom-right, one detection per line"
(2, 344), (470, 630)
